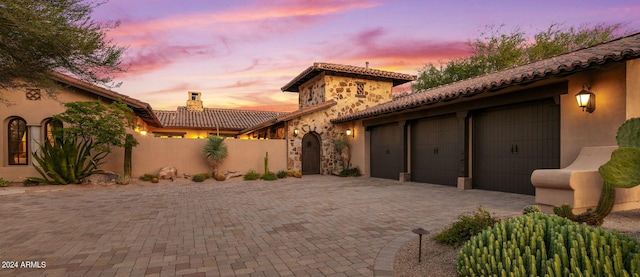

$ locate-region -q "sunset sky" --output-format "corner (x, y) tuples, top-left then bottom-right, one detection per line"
(91, 0), (640, 112)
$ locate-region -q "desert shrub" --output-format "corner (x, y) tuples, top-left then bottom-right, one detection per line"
(433, 206), (498, 247)
(262, 171), (277, 181)
(139, 173), (158, 182)
(192, 173), (210, 182)
(339, 167), (361, 177)
(214, 173), (226, 181)
(457, 212), (640, 276)
(0, 178), (10, 187)
(244, 169), (260, 181)
(293, 171), (302, 178)
(523, 204), (542, 215)
(286, 170), (296, 177)
(276, 170), (287, 179)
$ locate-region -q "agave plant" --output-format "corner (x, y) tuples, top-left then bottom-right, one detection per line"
(30, 136), (107, 185)
(202, 136), (228, 175)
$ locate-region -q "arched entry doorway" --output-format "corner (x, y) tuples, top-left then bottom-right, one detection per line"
(302, 132), (321, 174)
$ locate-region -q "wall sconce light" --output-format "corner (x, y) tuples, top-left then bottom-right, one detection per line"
(293, 127), (299, 137)
(575, 83), (595, 113)
(345, 128), (353, 137)
(140, 130), (148, 135)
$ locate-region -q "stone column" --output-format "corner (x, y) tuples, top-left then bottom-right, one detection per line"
(28, 124), (42, 163)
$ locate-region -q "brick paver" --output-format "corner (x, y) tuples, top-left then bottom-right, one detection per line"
(0, 176), (533, 276)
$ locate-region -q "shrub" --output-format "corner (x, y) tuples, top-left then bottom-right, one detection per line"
(192, 173), (210, 182)
(286, 170), (296, 177)
(523, 204), (542, 215)
(433, 206), (498, 247)
(457, 212), (640, 276)
(244, 169), (260, 181)
(139, 173), (158, 182)
(262, 171), (277, 181)
(276, 170), (287, 179)
(0, 178), (10, 187)
(339, 167), (361, 177)
(214, 173), (226, 181)
(293, 171), (302, 178)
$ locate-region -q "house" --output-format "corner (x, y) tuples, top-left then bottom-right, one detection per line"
(0, 72), (162, 182)
(327, 32), (640, 211)
(151, 91), (285, 138)
(242, 62), (416, 174)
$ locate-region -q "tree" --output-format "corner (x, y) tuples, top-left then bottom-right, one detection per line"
(203, 136), (228, 175)
(412, 23), (630, 91)
(53, 100), (137, 152)
(31, 100), (138, 184)
(0, 0), (125, 100)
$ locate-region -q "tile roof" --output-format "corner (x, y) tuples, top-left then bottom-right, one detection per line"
(155, 107), (287, 131)
(281, 62), (417, 92)
(240, 100), (338, 134)
(331, 32), (640, 124)
(49, 72), (163, 127)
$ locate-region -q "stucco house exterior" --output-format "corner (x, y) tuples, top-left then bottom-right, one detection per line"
(241, 62), (416, 174)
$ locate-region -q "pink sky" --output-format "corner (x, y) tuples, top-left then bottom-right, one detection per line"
(92, 0), (640, 112)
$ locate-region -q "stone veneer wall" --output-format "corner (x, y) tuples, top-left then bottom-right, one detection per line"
(287, 74), (394, 173)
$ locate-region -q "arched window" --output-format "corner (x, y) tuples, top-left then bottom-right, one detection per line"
(8, 117), (28, 165)
(43, 118), (63, 144)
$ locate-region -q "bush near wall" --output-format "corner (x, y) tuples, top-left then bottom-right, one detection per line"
(457, 213), (640, 276)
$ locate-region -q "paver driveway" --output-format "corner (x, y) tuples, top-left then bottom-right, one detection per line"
(0, 175), (533, 276)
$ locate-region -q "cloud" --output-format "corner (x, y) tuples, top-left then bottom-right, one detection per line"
(109, 0), (380, 38)
(118, 45), (214, 75)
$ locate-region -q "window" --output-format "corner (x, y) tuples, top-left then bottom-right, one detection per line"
(307, 87), (314, 101)
(8, 117), (28, 165)
(356, 82), (366, 97)
(44, 118), (63, 144)
(191, 92), (199, 101)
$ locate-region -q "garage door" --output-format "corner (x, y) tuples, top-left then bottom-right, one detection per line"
(411, 115), (459, 186)
(473, 99), (560, 195)
(370, 123), (402, 179)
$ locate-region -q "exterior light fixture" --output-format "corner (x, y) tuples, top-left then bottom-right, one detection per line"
(575, 83), (595, 113)
(293, 127), (299, 137)
(345, 128), (353, 137)
(140, 130), (147, 135)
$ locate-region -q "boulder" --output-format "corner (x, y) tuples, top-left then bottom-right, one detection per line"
(85, 172), (119, 185)
(159, 166), (178, 180)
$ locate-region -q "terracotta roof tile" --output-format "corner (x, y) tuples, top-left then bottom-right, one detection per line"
(331, 32), (640, 123)
(155, 107), (286, 131)
(240, 100), (338, 134)
(282, 62), (416, 92)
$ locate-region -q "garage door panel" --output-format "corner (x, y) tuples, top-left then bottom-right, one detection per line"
(411, 116), (459, 186)
(473, 99), (560, 195)
(370, 123), (402, 180)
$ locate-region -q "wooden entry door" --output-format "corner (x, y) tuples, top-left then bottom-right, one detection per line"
(302, 133), (321, 174)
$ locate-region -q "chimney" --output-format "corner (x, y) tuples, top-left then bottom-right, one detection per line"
(365, 61), (369, 69)
(186, 91), (203, 111)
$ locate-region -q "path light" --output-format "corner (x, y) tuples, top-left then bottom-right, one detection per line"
(412, 227), (429, 263)
(576, 83), (595, 113)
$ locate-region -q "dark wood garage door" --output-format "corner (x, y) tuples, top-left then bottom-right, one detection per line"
(411, 115), (459, 186)
(370, 123), (402, 179)
(473, 99), (560, 195)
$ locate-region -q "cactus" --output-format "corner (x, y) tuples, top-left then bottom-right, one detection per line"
(456, 213), (640, 276)
(555, 118), (640, 226)
(264, 152), (269, 175)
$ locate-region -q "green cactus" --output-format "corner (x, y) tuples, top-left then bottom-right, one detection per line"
(456, 213), (640, 276)
(264, 152), (269, 175)
(555, 118), (640, 226)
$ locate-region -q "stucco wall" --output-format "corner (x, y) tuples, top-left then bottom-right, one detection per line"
(627, 59), (640, 119)
(104, 136), (287, 178)
(560, 64), (627, 167)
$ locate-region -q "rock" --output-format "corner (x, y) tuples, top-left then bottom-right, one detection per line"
(224, 171), (242, 179)
(85, 172), (119, 185)
(158, 166), (178, 180)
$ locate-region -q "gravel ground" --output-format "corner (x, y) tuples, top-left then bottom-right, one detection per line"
(393, 209), (640, 277)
